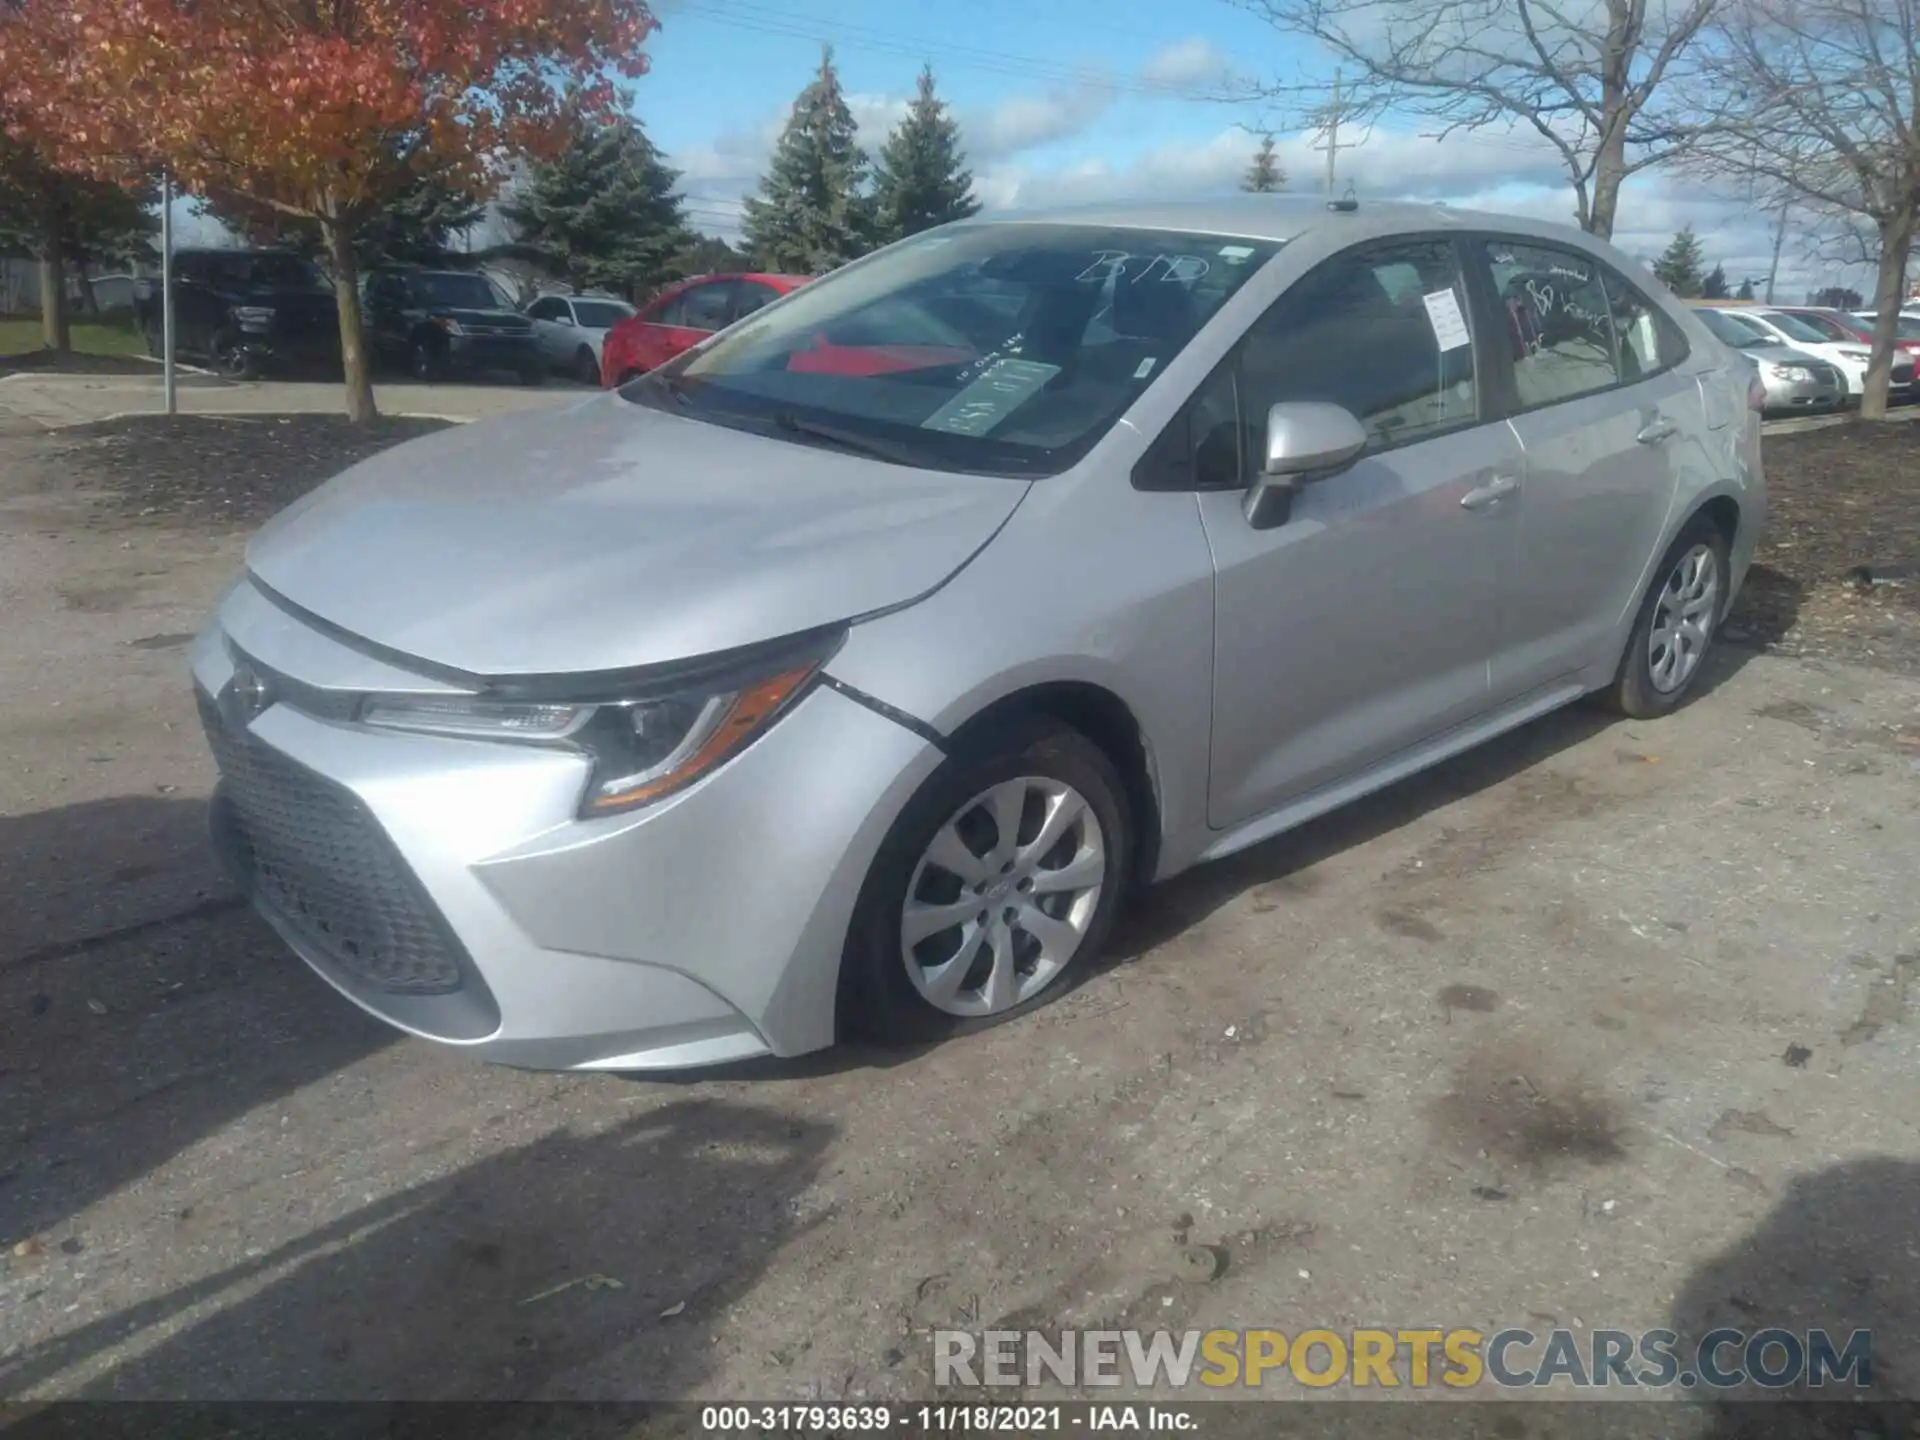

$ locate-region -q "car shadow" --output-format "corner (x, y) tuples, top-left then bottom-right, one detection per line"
(0, 1099), (833, 1406)
(1724, 561), (1807, 652)
(1, 793), (393, 1248)
(1668, 1155), (1917, 1434)
(1105, 640), (1760, 966)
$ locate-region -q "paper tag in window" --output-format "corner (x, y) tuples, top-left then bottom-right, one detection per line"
(1422, 288), (1472, 351)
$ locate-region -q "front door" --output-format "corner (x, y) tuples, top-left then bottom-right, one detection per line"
(1201, 236), (1517, 828)
(636, 279), (737, 371)
(1471, 237), (1695, 698)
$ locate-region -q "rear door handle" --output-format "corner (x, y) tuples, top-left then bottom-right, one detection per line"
(1460, 474), (1519, 510)
(1637, 418), (1679, 445)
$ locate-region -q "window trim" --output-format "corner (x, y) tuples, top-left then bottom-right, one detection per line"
(1132, 231), (1493, 493)
(1468, 232), (1691, 422)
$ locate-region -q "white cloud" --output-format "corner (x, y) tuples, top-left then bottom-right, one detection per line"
(1140, 37), (1235, 90)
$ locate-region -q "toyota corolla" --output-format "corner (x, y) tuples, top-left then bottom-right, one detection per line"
(192, 196), (1763, 1071)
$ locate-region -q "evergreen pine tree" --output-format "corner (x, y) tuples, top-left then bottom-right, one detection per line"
(872, 66), (979, 245)
(1699, 263), (1729, 300)
(1242, 134), (1286, 193)
(501, 112), (691, 297)
(1734, 278), (1757, 300)
(1651, 226), (1706, 298)
(742, 47), (871, 274)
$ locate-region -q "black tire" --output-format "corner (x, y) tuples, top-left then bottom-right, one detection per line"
(842, 715), (1132, 1046)
(574, 347), (600, 386)
(208, 330), (260, 380)
(409, 336), (447, 382)
(1605, 516), (1731, 719)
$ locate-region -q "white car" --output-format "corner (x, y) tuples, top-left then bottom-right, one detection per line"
(526, 294), (638, 385)
(1720, 307), (1875, 400)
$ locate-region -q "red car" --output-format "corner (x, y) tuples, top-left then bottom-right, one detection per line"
(1777, 305), (1920, 362)
(600, 272), (809, 386)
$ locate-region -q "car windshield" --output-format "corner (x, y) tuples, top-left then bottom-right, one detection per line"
(412, 272), (508, 310)
(621, 223), (1283, 477)
(1860, 314), (1920, 340)
(571, 300), (633, 328)
(1758, 311), (1831, 343)
(1697, 310), (1772, 348)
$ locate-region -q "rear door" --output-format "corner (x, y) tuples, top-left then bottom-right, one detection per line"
(1471, 236), (1698, 699)
(637, 279), (739, 370)
(527, 296), (574, 363)
(1198, 234), (1516, 826)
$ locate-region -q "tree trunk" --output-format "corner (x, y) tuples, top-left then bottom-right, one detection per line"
(321, 217), (377, 423)
(1860, 210), (1915, 422)
(1586, 126), (1628, 240)
(37, 203), (70, 355)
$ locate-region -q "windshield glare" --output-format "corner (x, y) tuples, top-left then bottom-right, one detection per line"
(414, 273), (508, 310)
(622, 223), (1282, 476)
(1698, 310), (1767, 347)
(1760, 311), (1830, 343)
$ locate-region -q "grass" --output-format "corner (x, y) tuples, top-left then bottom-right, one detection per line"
(0, 317), (147, 358)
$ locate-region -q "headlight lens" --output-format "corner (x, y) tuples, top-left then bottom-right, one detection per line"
(355, 635), (837, 816)
(1766, 363), (1810, 380)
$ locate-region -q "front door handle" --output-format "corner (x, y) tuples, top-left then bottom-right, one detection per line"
(1460, 474), (1519, 510)
(1637, 417), (1679, 445)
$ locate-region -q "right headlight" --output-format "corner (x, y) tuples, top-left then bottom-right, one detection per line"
(358, 630), (841, 816)
(1766, 363), (1811, 380)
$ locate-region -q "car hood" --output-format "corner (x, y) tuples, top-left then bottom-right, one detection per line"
(244, 395), (1029, 678)
(1742, 343), (1833, 368)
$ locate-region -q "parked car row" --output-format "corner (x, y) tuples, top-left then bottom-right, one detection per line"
(1689, 302), (1919, 416)
(131, 245), (784, 388)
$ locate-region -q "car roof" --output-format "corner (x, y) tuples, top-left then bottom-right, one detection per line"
(964, 194), (1606, 250)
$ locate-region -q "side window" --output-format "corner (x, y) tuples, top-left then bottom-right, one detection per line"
(651, 289), (689, 326)
(528, 297), (564, 321)
(1482, 240), (1620, 408)
(677, 281), (738, 331)
(1601, 265), (1688, 378)
(732, 282), (781, 320)
(1238, 237), (1479, 451)
(1133, 361), (1241, 492)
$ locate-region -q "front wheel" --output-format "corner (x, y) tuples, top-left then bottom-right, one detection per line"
(1604, 519), (1730, 718)
(208, 330), (260, 380)
(574, 347), (601, 386)
(843, 716), (1131, 1045)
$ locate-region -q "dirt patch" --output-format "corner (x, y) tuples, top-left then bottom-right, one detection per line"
(47, 413), (453, 528)
(1428, 1041), (1626, 1170)
(1727, 421), (1920, 672)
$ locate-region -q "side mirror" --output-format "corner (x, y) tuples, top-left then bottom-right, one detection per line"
(1243, 401), (1369, 530)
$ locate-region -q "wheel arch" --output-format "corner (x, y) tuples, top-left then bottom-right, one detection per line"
(941, 680), (1164, 894)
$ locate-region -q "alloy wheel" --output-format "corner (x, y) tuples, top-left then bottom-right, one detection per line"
(900, 776), (1107, 1017)
(1648, 542), (1719, 694)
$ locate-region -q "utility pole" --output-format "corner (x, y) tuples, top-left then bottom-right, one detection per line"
(160, 167), (176, 417)
(1314, 69), (1358, 198)
(1763, 201), (1789, 305)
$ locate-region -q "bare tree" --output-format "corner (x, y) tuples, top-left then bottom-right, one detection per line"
(1683, 0), (1920, 418)
(1232, 0), (1719, 238)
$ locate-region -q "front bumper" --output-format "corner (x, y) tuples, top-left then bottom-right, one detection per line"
(190, 584), (940, 1070)
(1759, 372), (1842, 412)
(447, 333), (540, 373)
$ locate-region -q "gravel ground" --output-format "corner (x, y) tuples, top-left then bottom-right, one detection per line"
(2, 415), (1918, 1425)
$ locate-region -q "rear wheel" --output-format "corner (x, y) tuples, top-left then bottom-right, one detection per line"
(574, 347), (600, 385)
(844, 716), (1131, 1045)
(1605, 518), (1730, 718)
(208, 330), (259, 380)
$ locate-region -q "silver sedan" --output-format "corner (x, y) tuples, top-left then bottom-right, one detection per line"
(193, 197), (1764, 1071)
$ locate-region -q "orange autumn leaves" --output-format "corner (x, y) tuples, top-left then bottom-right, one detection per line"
(0, 0), (659, 219)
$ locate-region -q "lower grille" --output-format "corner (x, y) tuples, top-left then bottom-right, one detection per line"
(199, 689), (466, 994)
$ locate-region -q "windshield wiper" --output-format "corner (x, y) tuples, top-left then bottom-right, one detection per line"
(770, 411), (918, 466)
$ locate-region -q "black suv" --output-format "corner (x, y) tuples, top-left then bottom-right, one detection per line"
(363, 268), (543, 384)
(133, 248), (340, 379)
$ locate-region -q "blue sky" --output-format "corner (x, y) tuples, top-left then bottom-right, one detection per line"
(619, 0), (1847, 294)
(171, 0), (1864, 298)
